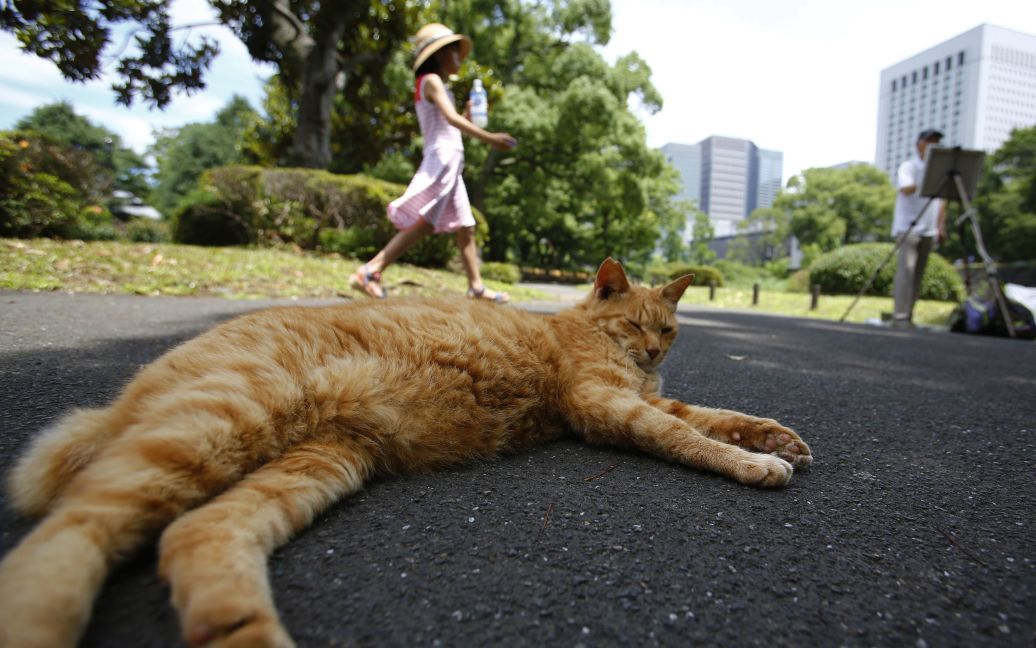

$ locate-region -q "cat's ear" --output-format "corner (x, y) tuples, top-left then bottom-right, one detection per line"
(594, 257), (630, 300)
(660, 274), (695, 310)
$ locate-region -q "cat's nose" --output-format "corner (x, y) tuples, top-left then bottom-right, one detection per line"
(646, 348), (659, 359)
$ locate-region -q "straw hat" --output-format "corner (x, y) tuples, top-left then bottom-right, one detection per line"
(412, 23), (472, 71)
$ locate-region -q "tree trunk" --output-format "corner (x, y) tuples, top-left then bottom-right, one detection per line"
(289, 11), (347, 168)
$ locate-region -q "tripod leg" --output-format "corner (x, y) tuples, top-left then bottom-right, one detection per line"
(953, 174), (1017, 339)
(990, 278), (1017, 338)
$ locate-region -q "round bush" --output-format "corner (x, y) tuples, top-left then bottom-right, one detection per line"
(667, 264), (724, 287)
(171, 189), (253, 247)
(809, 243), (964, 301)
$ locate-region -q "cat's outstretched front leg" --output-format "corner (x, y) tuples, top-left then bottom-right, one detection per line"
(645, 396), (812, 468)
(159, 438), (373, 648)
(568, 385), (794, 487)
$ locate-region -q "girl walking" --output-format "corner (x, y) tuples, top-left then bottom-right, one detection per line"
(350, 23), (517, 302)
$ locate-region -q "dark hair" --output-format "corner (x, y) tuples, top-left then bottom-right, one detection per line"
(414, 41), (460, 76)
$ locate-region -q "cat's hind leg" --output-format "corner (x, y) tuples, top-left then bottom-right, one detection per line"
(645, 396), (812, 468)
(158, 438), (374, 648)
(0, 406), (267, 647)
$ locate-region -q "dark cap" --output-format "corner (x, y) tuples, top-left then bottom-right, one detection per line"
(917, 129), (944, 142)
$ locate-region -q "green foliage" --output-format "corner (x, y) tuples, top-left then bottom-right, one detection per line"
(172, 188), (253, 247)
(966, 125), (1036, 264)
(0, 131), (116, 239)
(712, 260), (757, 287)
(361, 150), (417, 185)
(15, 101), (148, 198)
(665, 264), (724, 287)
(214, 0), (424, 168)
(254, 0), (672, 270)
(688, 210), (717, 265)
(125, 218), (171, 243)
(787, 268), (811, 293)
(4, 2), (423, 168)
(479, 261), (522, 284)
(172, 165), (487, 268)
(808, 243), (964, 301)
(772, 164), (896, 253)
(1, 5), (218, 108)
(243, 75), (297, 167)
(712, 259), (789, 291)
(150, 96), (260, 215)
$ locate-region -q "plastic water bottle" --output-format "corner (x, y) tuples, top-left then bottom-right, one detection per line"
(469, 79), (488, 128)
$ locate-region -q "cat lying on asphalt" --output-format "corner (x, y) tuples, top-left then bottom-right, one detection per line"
(0, 257), (811, 647)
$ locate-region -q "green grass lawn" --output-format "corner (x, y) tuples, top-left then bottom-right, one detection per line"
(0, 238), (545, 301)
(1, 238), (958, 325)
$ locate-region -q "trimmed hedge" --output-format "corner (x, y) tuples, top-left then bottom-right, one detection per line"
(809, 243), (964, 301)
(666, 264), (724, 287)
(521, 267), (592, 284)
(172, 165), (488, 268)
(480, 261), (522, 284)
(125, 218), (171, 243)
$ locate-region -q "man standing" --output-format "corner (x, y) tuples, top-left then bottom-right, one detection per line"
(891, 129), (948, 327)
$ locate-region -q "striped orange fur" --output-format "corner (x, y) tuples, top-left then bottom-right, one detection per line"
(0, 257), (811, 647)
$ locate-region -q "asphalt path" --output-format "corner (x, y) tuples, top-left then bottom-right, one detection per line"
(1, 290), (1034, 647)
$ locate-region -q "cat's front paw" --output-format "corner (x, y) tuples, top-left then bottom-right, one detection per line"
(734, 453), (793, 488)
(730, 419), (812, 468)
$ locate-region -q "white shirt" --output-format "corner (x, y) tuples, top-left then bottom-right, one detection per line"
(892, 151), (943, 237)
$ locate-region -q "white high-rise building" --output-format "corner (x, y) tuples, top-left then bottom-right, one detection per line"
(661, 137), (783, 238)
(876, 24), (1036, 178)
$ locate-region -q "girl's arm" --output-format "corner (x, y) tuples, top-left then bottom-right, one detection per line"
(423, 75), (517, 151)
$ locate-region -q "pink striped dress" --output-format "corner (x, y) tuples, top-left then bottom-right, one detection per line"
(386, 74), (475, 234)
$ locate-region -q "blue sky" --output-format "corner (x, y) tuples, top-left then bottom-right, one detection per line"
(1, 0), (1034, 181)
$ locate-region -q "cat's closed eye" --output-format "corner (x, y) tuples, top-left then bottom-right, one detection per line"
(625, 318), (643, 331)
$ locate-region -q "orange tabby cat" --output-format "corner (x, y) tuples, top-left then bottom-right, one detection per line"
(0, 258), (810, 647)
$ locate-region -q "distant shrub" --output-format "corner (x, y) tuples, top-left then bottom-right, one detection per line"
(712, 260), (763, 287)
(666, 264), (724, 287)
(809, 243), (964, 301)
(172, 188), (253, 247)
(786, 268), (811, 293)
(171, 165), (487, 268)
(77, 221), (120, 241)
(125, 218), (171, 243)
(480, 261), (521, 284)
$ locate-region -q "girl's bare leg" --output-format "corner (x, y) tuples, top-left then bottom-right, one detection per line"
(366, 220), (434, 274)
(456, 226), (509, 302)
(351, 220), (433, 298)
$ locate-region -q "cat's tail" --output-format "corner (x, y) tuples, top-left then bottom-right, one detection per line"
(6, 407), (121, 516)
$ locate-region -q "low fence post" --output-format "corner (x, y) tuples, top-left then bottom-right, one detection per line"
(811, 284), (820, 310)
(708, 280), (716, 301)
(752, 283), (760, 306)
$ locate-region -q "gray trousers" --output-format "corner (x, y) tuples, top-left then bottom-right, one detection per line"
(893, 233), (933, 322)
